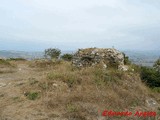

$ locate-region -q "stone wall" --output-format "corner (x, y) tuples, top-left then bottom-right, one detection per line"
(72, 48), (125, 69)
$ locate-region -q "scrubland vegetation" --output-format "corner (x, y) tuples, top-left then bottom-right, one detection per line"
(0, 51), (160, 120)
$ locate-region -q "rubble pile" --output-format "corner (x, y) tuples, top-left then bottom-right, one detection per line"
(72, 48), (125, 69)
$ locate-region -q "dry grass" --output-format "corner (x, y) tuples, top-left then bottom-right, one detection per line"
(28, 59), (62, 68)
(0, 59), (17, 74)
(0, 60), (159, 120)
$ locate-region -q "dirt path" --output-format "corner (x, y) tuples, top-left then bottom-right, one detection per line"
(0, 62), (49, 120)
(0, 63), (35, 81)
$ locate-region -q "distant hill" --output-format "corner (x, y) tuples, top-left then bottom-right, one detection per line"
(0, 50), (44, 59)
(123, 50), (160, 67)
(0, 50), (159, 66)
(0, 50), (75, 59)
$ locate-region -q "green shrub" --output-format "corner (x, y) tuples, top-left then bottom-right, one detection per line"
(61, 54), (73, 61)
(140, 66), (160, 88)
(44, 48), (61, 59)
(152, 87), (160, 93)
(26, 92), (39, 100)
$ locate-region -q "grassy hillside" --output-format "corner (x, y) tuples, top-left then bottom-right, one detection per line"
(0, 60), (159, 120)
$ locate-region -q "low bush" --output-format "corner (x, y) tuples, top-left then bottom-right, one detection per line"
(61, 54), (73, 61)
(25, 92), (39, 100)
(152, 87), (160, 93)
(140, 66), (160, 88)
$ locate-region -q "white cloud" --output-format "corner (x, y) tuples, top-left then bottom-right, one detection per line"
(0, 0), (160, 50)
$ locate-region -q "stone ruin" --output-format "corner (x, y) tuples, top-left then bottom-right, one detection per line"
(72, 48), (127, 70)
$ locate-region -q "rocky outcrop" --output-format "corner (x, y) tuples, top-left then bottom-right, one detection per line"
(72, 48), (125, 69)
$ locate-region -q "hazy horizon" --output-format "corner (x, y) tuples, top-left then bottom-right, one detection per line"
(0, 0), (160, 51)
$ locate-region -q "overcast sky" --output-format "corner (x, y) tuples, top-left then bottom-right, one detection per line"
(0, 0), (160, 51)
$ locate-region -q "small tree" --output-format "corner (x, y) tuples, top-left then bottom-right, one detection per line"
(44, 48), (61, 59)
(61, 54), (73, 61)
